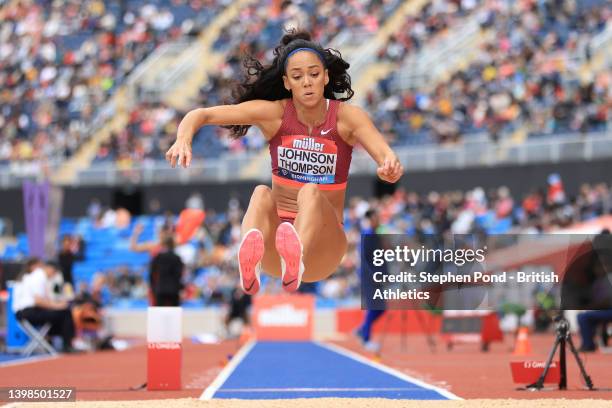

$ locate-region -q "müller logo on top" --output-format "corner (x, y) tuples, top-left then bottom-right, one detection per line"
(292, 137), (325, 152)
(148, 342), (181, 350)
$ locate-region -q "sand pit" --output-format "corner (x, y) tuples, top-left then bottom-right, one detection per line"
(10, 399), (612, 408)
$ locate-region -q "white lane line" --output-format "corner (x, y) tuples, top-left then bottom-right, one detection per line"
(199, 339), (256, 400)
(217, 387), (431, 392)
(313, 340), (463, 400)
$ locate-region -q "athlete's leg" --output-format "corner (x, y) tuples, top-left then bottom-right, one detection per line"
(241, 185), (282, 278)
(293, 183), (347, 282)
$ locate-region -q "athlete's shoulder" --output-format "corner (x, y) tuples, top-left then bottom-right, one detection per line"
(337, 102), (372, 133)
(241, 99), (285, 114)
(337, 102), (367, 119)
(335, 101), (359, 144)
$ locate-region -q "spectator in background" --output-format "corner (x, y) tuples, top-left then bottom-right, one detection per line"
(217, 206), (242, 247)
(150, 235), (184, 306)
(578, 308), (612, 352)
(131, 276), (149, 299)
(356, 209), (387, 352)
(72, 278), (116, 351)
(576, 229), (612, 352)
(130, 222), (173, 304)
(87, 199), (102, 221)
(57, 235), (84, 288)
(83, 273), (113, 307)
(147, 198), (163, 216)
(115, 266), (137, 298)
(161, 210), (176, 233)
(12, 258), (76, 353)
(186, 192), (205, 210)
(202, 273), (225, 305)
(99, 207), (117, 229)
(45, 261), (72, 302)
(547, 173), (566, 207)
(224, 287), (252, 337)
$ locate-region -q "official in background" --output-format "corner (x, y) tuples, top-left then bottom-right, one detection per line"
(57, 235), (84, 288)
(12, 258), (76, 353)
(150, 236), (184, 306)
(225, 287), (252, 337)
(356, 209), (387, 352)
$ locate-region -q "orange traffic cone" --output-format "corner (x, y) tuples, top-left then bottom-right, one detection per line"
(513, 326), (532, 355)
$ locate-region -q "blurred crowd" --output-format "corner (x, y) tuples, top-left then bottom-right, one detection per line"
(0, 0), (227, 170)
(94, 101), (184, 164)
(94, 0), (406, 164)
(378, 0), (480, 63)
(58, 175), (612, 307)
(92, 0), (611, 166)
(2, 0), (610, 170)
(367, 0), (611, 145)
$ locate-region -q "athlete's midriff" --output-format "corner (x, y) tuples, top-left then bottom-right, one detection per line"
(272, 179), (346, 223)
(268, 98), (352, 224)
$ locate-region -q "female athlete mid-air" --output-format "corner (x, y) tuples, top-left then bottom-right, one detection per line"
(166, 31), (403, 294)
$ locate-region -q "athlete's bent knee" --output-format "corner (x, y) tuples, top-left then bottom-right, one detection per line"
(248, 185), (275, 211)
(297, 183), (320, 203)
(251, 185), (273, 202)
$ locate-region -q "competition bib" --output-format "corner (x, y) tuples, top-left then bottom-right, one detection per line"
(277, 135), (338, 184)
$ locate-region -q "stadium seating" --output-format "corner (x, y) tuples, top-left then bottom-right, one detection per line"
(0, 0), (229, 170)
(3, 0), (608, 173)
(366, 0), (611, 145)
(90, 0), (408, 164)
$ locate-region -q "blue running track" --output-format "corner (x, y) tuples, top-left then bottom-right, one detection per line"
(202, 341), (458, 400)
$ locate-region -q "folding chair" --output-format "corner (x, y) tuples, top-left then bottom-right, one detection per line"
(17, 320), (58, 357)
(6, 282), (58, 357)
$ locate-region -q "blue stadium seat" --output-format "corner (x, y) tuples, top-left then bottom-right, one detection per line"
(489, 217), (513, 234)
(475, 211), (496, 229)
(1, 245), (19, 260)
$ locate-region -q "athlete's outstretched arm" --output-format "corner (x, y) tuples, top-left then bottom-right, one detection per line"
(342, 104), (403, 183)
(166, 100), (280, 168)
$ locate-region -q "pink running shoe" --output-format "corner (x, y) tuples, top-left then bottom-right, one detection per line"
(275, 222), (305, 292)
(238, 229), (264, 295)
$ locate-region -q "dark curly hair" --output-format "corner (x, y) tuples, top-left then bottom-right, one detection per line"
(224, 31), (354, 138)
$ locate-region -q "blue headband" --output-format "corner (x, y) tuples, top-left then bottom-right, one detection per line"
(283, 47), (326, 70)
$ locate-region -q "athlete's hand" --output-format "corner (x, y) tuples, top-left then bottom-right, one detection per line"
(166, 137), (192, 168)
(377, 155), (403, 183)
